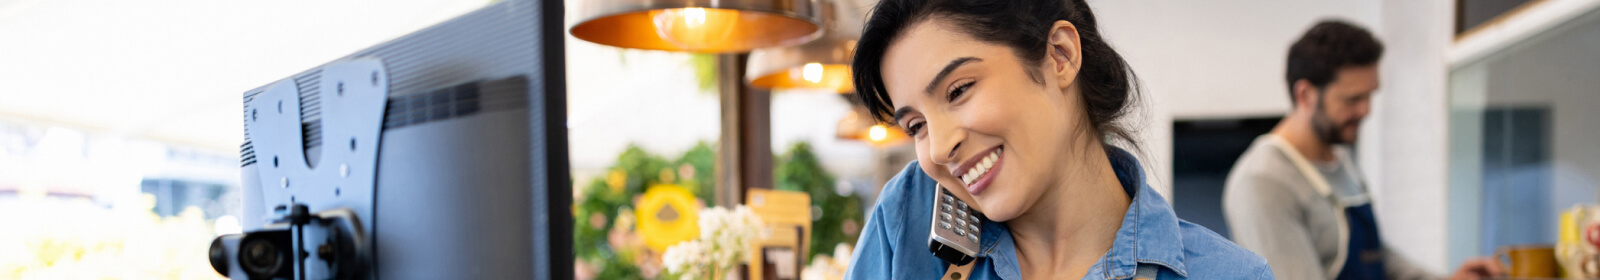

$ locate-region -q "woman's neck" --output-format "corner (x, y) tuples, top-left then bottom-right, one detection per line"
(1006, 146), (1132, 279)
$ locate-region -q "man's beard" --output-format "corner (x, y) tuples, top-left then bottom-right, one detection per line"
(1310, 99), (1350, 145)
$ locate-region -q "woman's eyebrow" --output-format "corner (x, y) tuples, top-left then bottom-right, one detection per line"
(924, 57), (982, 94)
(893, 107), (915, 124)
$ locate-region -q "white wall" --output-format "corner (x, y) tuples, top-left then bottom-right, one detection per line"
(1369, 0), (1456, 273)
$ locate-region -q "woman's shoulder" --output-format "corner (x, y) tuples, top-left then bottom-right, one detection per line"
(1174, 220), (1274, 278)
(870, 161), (938, 222)
(848, 161), (951, 279)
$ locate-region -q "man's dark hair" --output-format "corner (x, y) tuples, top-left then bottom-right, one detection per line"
(1285, 20), (1384, 104)
(850, 0), (1141, 147)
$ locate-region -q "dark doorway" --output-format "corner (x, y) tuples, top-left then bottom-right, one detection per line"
(1172, 117), (1281, 239)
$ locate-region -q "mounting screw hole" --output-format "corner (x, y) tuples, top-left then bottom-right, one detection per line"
(337, 81), (345, 95)
(251, 109), (258, 122)
(277, 100), (283, 114)
(371, 71), (379, 86)
(349, 138), (357, 152)
(272, 156), (279, 168)
(335, 187), (341, 197)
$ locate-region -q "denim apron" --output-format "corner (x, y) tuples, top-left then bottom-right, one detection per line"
(1336, 203), (1386, 280)
(1270, 134), (1386, 279)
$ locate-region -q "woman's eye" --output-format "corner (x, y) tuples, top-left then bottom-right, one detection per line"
(906, 122), (925, 137)
(947, 81), (975, 102)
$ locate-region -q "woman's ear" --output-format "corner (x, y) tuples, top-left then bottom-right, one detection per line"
(1047, 20), (1083, 89)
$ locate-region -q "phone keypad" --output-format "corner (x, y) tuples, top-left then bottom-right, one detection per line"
(936, 188), (980, 241)
(931, 185), (984, 265)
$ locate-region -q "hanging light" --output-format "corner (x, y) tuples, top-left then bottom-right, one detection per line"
(570, 0), (823, 53)
(836, 95), (908, 146)
(747, 1), (856, 93)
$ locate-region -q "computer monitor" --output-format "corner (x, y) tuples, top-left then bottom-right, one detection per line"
(208, 0), (569, 279)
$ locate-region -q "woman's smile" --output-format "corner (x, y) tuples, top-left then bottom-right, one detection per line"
(952, 145), (1004, 195)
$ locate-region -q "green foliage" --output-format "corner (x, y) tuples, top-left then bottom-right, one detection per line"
(674, 142), (717, 206)
(574, 145), (672, 277)
(690, 53), (718, 94)
(774, 142), (865, 261)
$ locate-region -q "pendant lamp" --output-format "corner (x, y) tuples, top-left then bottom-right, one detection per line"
(746, 1), (856, 93)
(570, 0), (823, 53)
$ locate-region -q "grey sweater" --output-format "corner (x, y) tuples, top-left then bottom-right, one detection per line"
(1222, 135), (1435, 280)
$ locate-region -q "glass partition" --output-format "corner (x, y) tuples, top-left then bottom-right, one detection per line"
(1447, 7), (1600, 265)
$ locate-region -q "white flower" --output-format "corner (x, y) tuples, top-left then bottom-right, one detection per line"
(662, 240), (708, 278)
(662, 205), (771, 279)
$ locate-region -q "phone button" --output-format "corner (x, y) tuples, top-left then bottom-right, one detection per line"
(941, 204), (953, 212)
(969, 215), (980, 224)
(940, 221), (952, 230)
(968, 224), (980, 233)
(957, 201), (968, 210)
(956, 219), (967, 228)
(940, 213), (953, 221)
(955, 228), (966, 237)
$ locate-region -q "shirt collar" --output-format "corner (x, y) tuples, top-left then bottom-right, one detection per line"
(1103, 146), (1188, 278)
(977, 147), (1189, 279)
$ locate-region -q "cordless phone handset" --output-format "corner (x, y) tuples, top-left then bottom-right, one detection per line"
(927, 184), (983, 266)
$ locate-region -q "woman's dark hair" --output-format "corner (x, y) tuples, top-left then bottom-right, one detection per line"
(1285, 20), (1383, 104)
(851, 0), (1141, 148)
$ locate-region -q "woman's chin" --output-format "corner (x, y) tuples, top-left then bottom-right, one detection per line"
(973, 197), (1022, 222)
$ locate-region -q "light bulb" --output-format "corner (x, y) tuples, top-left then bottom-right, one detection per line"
(868, 124), (888, 142)
(650, 8), (743, 51)
(802, 63), (824, 83)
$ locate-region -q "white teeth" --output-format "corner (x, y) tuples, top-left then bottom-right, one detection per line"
(960, 149), (1003, 185)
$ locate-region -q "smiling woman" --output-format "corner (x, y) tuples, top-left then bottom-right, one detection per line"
(843, 0), (1272, 279)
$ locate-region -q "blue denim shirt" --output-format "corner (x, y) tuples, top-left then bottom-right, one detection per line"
(845, 148), (1273, 279)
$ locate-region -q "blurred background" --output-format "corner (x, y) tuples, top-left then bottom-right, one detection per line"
(0, 0), (1596, 279)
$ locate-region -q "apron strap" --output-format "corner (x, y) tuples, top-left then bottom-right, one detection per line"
(943, 262), (975, 280)
(1265, 134), (1352, 278)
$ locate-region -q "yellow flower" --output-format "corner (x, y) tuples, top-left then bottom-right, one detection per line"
(607, 170), (627, 195)
(636, 184), (699, 252)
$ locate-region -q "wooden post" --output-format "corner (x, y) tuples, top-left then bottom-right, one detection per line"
(715, 53), (773, 207)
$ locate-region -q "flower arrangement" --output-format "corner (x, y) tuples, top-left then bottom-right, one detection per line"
(661, 206), (768, 280)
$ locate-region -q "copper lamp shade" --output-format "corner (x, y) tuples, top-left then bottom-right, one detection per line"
(747, 1), (855, 93)
(570, 0), (823, 53)
(836, 103), (908, 146)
